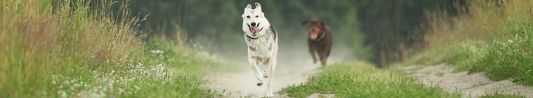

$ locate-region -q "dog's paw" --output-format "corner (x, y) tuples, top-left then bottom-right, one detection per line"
(263, 75), (269, 78)
(257, 82), (263, 86)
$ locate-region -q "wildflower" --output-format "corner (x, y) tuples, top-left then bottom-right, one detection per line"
(59, 90), (67, 98)
(134, 85), (140, 91)
(508, 39), (513, 43)
(150, 50), (164, 54)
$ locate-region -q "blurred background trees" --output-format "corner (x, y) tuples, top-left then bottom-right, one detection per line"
(121, 0), (465, 67)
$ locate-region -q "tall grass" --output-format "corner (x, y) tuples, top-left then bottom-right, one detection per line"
(0, 0), (228, 97)
(400, 0), (533, 85)
(469, 0), (533, 85)
(0, 0), (144, 97)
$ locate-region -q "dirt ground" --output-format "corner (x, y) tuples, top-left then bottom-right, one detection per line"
(205, 66), (319, 98)
(402, 64), (533, 98)
(205, 45), (350, 98)
(207, 61), (533, 98)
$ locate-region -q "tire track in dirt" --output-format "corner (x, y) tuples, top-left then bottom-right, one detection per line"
(401, 64), (533, 97)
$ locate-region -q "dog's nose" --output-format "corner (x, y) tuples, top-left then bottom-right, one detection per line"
(251, 22), (256, 26)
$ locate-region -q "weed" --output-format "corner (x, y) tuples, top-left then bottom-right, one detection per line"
(480, 91), (526, 98)
(435, 72), (445, 77)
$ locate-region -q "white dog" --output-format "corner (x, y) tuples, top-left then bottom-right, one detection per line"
(242, 2), (278, 97)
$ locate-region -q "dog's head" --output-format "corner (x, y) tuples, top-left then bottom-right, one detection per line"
(242, 2), (270, 37)
(302, 19), (326, 40)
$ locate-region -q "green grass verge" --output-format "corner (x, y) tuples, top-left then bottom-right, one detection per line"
(0, 0), (232, 97)
(278, 61), (460, 98)
(395, 39), (487, 72)
(469, 34), (533, 85)
(146, 38), (241, 76)
(398, 0), (533, 86)
(479, 92), (526, 98)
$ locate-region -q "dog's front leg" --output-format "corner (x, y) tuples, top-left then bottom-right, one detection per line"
(248, 58), (264, 86)
(265, 55), (277, 97)
(308, 40), (318, 64)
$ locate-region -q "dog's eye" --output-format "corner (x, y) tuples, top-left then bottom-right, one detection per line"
(246, 16), (250, 18)
(255, 15), (259, 18)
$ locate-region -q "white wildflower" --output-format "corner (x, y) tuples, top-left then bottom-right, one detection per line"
(508, 39), (513, 43)
(134, 85), (140, 91)
(150, 50), (164, 54)
(59, 90), (67, 98)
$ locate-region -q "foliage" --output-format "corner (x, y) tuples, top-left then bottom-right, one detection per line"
(399, 0), (533, 86)
(278, 62), (460, 98)
(356, 0), (466, 66)
(0, 0), (229, 97)
(468, 0), (533, 86)
(124, 0), (464, 64)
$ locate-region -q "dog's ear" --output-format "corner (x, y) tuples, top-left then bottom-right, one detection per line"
(302, 20), (309, 25)
(254, 2), (262, 12)
(245, 4), (252, 10)
(319, 20), (325, 27)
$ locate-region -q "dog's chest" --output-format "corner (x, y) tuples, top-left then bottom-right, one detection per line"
(247, 37), (272, 51)
(246, 36), (274, 57)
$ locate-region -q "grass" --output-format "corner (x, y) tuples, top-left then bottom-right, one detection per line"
(399, 0), (533, 84)
(395, 0), (533, 96)
(435, 72), (445, 77)
(0, 0), (232, 97)
(146, 35), (242, 76)
(480, 91), (526, 98)
(278, 61), (460, 98)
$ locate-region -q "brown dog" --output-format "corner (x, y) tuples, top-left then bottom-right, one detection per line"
(302, 19), (332, 66)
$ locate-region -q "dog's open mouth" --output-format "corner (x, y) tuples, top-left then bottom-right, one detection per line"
(248, 23), (263, 35)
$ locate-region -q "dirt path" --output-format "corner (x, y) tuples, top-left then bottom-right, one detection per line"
(204, 56), (333, 98)
(205, 65), (319, 98)
(401, 64), (533, 97)
(204, 45), (351, 98)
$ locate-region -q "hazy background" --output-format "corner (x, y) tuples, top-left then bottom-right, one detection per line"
(120, 0), (466, 67)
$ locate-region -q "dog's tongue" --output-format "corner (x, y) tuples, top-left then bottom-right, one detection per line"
(251, 27), (263, 33)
